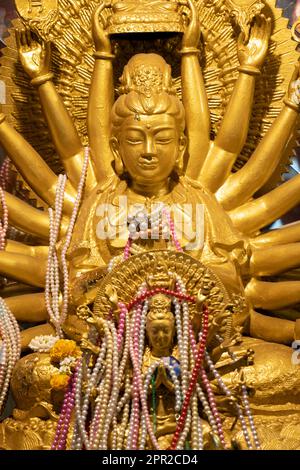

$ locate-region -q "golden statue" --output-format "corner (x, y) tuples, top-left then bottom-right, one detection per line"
(0, 0), (300, 450)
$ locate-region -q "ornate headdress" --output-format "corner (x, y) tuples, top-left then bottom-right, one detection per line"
(107, 0), (184, 34)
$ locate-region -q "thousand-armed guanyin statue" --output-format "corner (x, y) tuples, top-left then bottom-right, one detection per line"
(0, 0), (299, 450)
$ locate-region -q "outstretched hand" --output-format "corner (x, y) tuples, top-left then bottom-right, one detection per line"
(15, 28), (51, 79)
(181, 0), (201, 49)
(92, 1), (112, 53)
(237, 14), (271, 69)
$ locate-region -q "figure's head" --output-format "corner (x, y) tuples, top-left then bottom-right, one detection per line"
(110, 54), (186, 185)
(146, 293), (175, 356)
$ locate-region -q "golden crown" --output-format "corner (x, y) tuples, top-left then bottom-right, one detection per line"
(107, 0), (184, 34)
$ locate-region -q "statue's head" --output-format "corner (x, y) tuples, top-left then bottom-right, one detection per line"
(110, 54), (187, 186)
(146, 293), (175, 356)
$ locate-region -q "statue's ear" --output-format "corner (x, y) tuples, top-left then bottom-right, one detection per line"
(110, 136), (124, 176)
(175, 134), (187, 175)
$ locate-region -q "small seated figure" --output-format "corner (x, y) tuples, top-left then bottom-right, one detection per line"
(142, 293), (212, 449)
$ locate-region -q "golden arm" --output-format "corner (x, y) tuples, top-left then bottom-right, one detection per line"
(0, 114), (76, 215)
(199, 73), (256, 191)
(0, 190), (68, 241)
(15, 29), (96, 192)
(181, 0), (210, 179)
(199, 15), (271, 192)
(88, 4), (115, 183)
(216, 103), (299, 210)
(249, 310), (295, 345)
(182, 53), (210, 179)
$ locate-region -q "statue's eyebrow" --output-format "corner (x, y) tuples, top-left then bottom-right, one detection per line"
(124, 125), (175, 132)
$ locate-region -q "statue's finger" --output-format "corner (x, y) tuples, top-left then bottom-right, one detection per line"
(237, 31), (246, 49)
(15, 29), (21, 50)
(20, 29), (27, 48)
(26, 28), (32, 46)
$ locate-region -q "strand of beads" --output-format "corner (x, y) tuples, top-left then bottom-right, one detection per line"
(0, 298), (21, 412)
(162, 208), (183, 252)
(99, 321), (120, 449)
(0, 157), (10, 191)
(72, 336), (107, 449)
(117, 302), (127, 350)
(188, 337), (204, 450)
(215, 334), (261, 450)
(60, 147), (89, 326)
(204, 351), (253, 449)
(0, 188), (8, 251)
(170, 304), (209, 450)
(189, 324), (228, 449)
(52, 362), (79, 450)
(117, 402), (130, 449)
(122, 283), (146, 448)
(118, 314), (131, 387)
(129, 314), (160, 450)
(240, 383), (261, 450)
(127, 302), (143, 449)
(174, 276), (193, 449)
(45, 174), (67, 337)
(228, 347), (261, 450)
(90, 319), (114, 449)
(138, 298), (149, 368)
(173, 298), (184, 356)
(46, 147), (89, 336)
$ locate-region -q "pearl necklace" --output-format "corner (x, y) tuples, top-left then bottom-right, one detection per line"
(0, 187), (8, 251)
(215, 334), (261, 450)
(0, 298), (21, 412)
(45, 147), (89, 336)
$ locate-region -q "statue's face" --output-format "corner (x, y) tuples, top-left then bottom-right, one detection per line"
(146, 318), (174, 356)
(111, 114), (186, 185)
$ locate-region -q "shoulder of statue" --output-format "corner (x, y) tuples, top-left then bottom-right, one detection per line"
(95, 175), (121, 197)
(181, 175), (212, 194)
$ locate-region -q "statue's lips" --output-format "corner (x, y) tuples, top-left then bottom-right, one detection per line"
(138, 158), (159, 170)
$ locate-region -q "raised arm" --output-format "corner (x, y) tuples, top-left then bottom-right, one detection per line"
(15, 29), (96, 193)
(88, 2), (115, 184)
(199, 15), (271, 192)
(182, 0), (210, 179)
(217, 66), (300, 210)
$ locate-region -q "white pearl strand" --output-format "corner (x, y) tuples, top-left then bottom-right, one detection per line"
(0, 298), (21, 411)
(138, 299), (149, 368)
(60, 147), (89, 326)
(126, 284), (147, 449)
(45, 174), (66, 337)
(204, 351), (253, 449)
(174, 276), (193, 449)
(117, 374), (132, 414)
(129, 308), (160, 450)
(189, 345), (204, 450)
(73, 336), (108, 449)
(91, 321), (114, 449)
(0, 187), (8, 251)
(126, 304), (142, 449)
(45, 147), (89, 336)
(216, 334), (261, 450)
(118, 314), (131, 390)
(99, 321), (120, 449)
(116, 402), (130, 450)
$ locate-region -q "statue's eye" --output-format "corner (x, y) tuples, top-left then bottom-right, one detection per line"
(156, 137), (173, 144)
(126, 139), (143, 145)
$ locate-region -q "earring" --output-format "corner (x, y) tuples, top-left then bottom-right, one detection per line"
(115, 158), (124, 176)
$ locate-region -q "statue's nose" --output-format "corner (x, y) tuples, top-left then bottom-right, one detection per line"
(142, 137), (157, 157)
